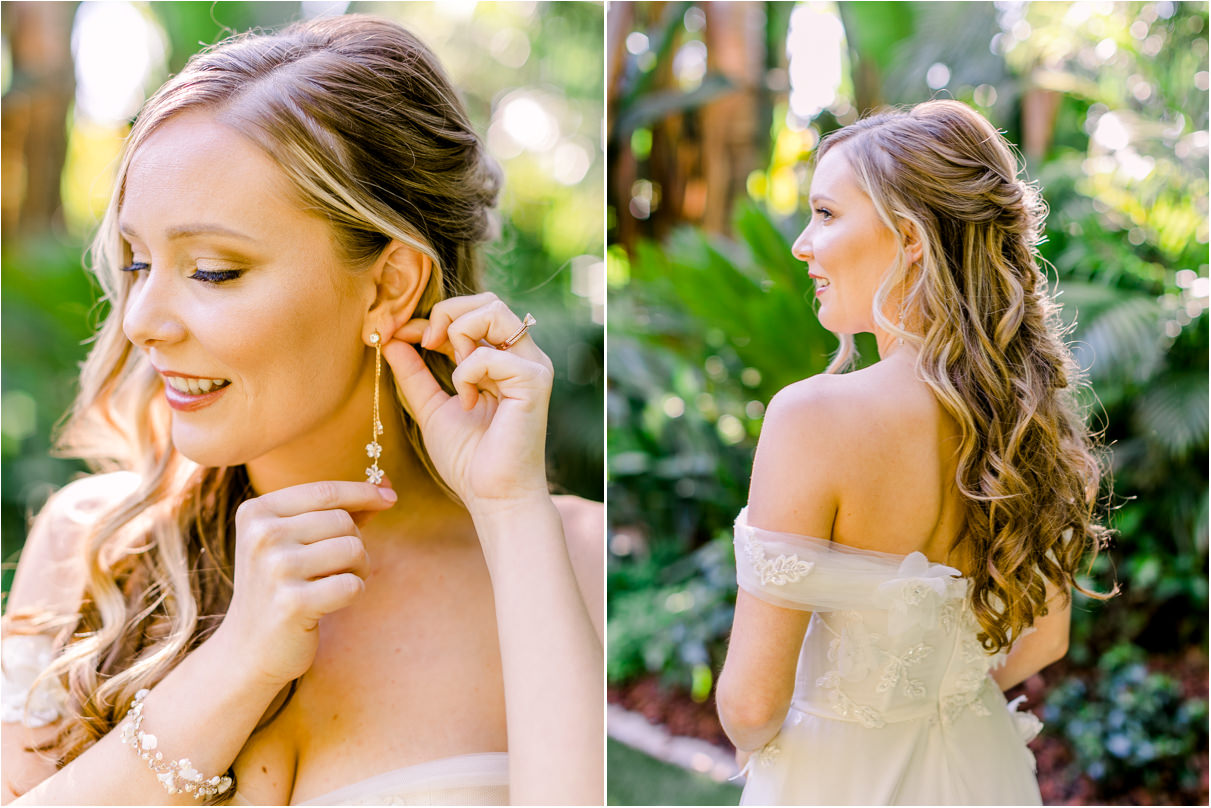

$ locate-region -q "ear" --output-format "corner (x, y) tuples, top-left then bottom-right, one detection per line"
(365, 240), (432, 342)
(899, 219), (924, 266)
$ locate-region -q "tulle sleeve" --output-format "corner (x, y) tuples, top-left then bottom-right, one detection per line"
(733, 507), (934, 613)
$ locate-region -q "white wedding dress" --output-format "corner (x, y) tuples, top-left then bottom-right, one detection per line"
(232, 754), (509, 805)
(732, 508), (1043, 805)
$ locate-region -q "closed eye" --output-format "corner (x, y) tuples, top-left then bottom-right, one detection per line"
(188, 268), (244, 284)
(118, 262), (243, 285)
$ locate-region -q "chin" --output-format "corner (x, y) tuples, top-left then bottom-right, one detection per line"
(170, 426), (255, 469)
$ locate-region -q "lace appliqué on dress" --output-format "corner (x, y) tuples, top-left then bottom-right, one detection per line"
(877, 643), (933, 699)
(744, 535), (814, 586)
(1, 634), (70, 728)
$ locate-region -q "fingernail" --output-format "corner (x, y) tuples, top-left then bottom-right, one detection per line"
(421, 326), (431, 347)
(380, 487), (397, 504)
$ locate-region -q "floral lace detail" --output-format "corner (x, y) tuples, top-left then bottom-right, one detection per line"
(939, 670), (992, 724)
(816, 670), (885, 728)
(825, 617), (877, 681)
(745, 535), (815, 586)
(877, 642), (933, 698)
(937, 610), (999, 725)
(753, 742), (781, 768)
(874, 553), (961, 636)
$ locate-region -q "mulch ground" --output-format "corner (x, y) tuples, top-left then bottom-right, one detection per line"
(608, 648), (1209, 806)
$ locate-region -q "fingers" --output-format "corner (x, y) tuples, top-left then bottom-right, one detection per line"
(451, 346), (553, 412)
(382, 338), (451, 430)
(421, 294), (549, 367)
(294, 534), (370, 581)
(302, 572), (366, 617)
(245, 480), (396, 520)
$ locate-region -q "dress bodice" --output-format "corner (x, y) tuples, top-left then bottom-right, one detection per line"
(232, 753), (510, 806)
(733, 508), (1035, 733)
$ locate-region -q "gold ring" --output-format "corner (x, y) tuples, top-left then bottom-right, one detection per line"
(497, 312), (536, 350)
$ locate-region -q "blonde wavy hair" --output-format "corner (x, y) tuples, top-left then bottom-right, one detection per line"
(5, 14), (500, 767)
(815, 100), (1112, 651)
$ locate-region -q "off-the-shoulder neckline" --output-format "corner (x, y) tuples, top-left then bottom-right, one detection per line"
(283, 752), (509, 806)
(735, 506), (963, 572)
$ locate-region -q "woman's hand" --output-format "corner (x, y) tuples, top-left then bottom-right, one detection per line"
(215, 481), (395, 688)
(382, 293), (554, 508)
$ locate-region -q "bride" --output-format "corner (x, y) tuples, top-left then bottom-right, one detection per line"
(716, 100), (1111, 805)
(1, 15), (602, 806)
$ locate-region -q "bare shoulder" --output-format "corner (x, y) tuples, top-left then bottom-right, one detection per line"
(551, 495), (604, 639)
(6, 472), (141, 617)
(752, 359), (936, 536)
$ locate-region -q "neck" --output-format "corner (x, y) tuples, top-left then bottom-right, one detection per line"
(243, 358), (450, 512)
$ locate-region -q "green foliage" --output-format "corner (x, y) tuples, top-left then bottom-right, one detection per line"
(608, 200), (849, 550)
(1043, 643), (1208, 797)
(607, 530), (736, 686)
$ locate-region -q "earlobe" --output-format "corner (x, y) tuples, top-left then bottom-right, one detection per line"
(367, 240), (432, 339)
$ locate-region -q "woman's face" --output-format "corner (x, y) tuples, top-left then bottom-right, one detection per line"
(791, 145), (902, 335)
(120, 110), (373, 470)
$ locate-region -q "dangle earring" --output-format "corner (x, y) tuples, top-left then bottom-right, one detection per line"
(365, 331), (385, 484)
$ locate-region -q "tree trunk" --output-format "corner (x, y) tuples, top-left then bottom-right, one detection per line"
(1, 1), (76, 244)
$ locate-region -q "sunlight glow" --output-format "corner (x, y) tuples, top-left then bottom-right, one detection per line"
(71, 1), (167, 125)
(786, 3), (845, 122)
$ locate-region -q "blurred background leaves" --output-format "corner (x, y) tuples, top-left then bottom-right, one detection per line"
(1, 1), (604, 587)
(607, 2), (1207, 804)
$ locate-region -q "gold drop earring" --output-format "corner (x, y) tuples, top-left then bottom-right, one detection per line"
(365, 330), (384, 484)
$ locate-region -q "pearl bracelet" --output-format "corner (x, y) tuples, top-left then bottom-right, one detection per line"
(120, 689), (234, 800)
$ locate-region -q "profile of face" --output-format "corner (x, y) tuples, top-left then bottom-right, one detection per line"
(120, 110), (376, 469)
(791, 144), (906, 336)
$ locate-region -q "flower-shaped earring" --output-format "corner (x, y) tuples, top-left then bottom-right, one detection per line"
(365, 331), (385, 485)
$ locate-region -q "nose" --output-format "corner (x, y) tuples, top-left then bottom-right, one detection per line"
(122, 268), (188, 348)
(791, 225), (814, 262)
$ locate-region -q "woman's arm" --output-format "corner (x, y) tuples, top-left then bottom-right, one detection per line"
(384, 295), (603, 805)
(473, 499), (603, 806)
(4, 478), (394, 805)
(717, 592), (811, 752)
(553, 496), (605, 642)
(1, 477), (278, 805)
(7, 634), (286, 806)
(990, 584), (1071, 691)
(717, 379), (844, 753)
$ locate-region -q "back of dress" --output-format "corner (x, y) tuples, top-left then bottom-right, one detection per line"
(733, 508), (1042, 805)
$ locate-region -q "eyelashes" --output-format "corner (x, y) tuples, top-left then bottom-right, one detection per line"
(189, 269), (243, 283)
(119, 262), (244, 284)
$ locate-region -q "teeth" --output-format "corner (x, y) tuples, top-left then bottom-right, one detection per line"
(166, 376), (229, 396)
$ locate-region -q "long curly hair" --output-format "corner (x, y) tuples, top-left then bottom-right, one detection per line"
(5, 14), (500, 767)
(815, 100), (1113, 651)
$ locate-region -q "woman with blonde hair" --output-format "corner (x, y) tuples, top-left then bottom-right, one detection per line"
(716, 100), (1110, 804)
(1, 14), (602, 806)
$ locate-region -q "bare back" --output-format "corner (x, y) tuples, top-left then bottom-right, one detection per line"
(750, 348), (968, 568)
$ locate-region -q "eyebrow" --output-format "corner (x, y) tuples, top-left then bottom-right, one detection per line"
(118, 222), (258, 242)
(809, 194), (838, 206)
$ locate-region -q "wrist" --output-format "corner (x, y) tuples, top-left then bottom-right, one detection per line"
(205, 623), (299, 696)
(466, 491), (557, 527)
(467, 494), (562, 565)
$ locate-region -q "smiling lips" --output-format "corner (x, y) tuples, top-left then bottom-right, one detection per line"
(810, 274), (831, 295)
(160, 372), (232, 412)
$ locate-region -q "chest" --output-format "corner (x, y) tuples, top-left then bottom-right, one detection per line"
(232, 540), (507, 804)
